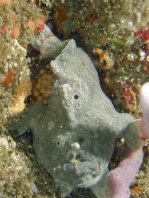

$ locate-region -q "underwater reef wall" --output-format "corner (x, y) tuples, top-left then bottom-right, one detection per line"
(1, 0), (149, 197)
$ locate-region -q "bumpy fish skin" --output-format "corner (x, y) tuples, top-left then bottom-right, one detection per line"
(12, 25), (142, 197)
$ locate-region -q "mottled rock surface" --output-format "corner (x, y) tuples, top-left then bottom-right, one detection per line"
(11, 26), (142, 197)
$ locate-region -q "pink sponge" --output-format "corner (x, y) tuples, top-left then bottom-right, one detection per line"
(106, 82), (149, 198)
(106, 147), (143, 198)
(139, 82), (149, 138)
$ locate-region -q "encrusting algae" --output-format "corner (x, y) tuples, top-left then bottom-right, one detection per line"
(0, 0), (58, 197)
(0, 0), (46, 122)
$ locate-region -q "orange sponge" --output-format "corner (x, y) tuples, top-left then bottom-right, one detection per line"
(0, 0), (13, 4)
(11, 23), (20, 38)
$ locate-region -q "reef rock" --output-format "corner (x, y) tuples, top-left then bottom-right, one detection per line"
(11, 25), (142, 197)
